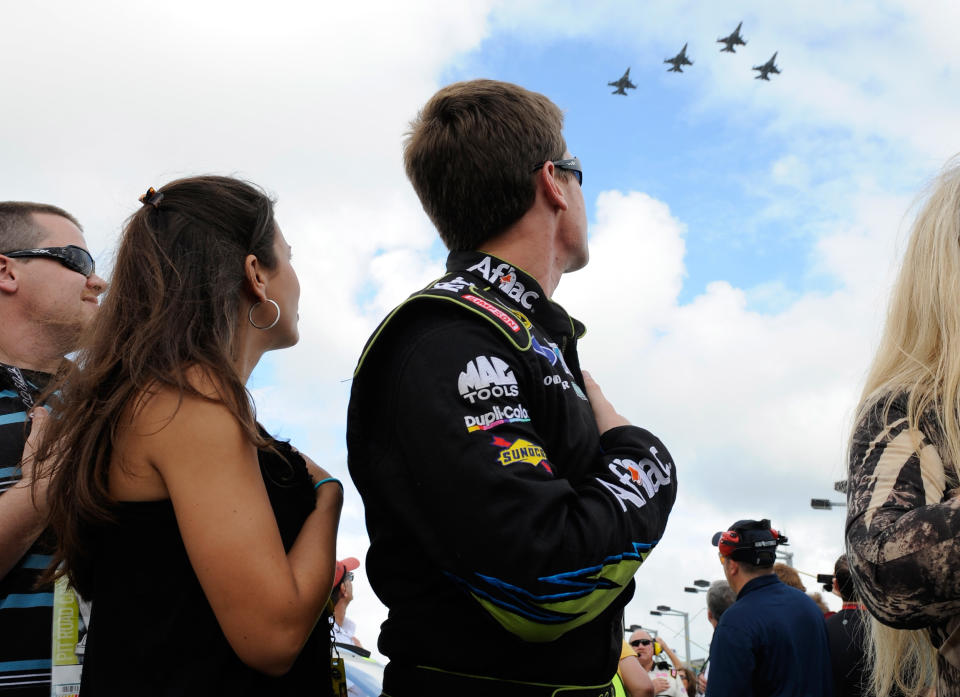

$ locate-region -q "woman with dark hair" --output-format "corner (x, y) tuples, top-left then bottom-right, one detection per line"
(678, 666), (697, 697)
(35, 176), (342, 695)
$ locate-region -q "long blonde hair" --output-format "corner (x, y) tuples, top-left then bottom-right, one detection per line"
(849, 159), (960, 696)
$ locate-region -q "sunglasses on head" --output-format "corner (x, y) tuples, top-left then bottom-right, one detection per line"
(2, 245), (96, 277)
(630, 639), (653, 647)
(531, 157), (583, 186)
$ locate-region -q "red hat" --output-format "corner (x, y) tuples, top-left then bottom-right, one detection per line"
(334, 557), (360, 586)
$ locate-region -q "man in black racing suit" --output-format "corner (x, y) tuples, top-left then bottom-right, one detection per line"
(347, 79), (677, 697)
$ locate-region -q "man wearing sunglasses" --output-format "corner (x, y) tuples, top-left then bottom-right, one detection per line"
(629, 630), (685, 697)
(0, 202), (105, 696)
(348, 80), (677, 697)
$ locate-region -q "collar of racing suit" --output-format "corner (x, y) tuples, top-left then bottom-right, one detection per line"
(446, 250), (586, 342)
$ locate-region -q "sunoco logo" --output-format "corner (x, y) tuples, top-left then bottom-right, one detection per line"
(491, 436), (553, 473)
(458, 356), (519, 404)
(464, 404), (530, 432)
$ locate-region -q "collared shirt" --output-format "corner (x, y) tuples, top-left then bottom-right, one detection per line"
(706, 574), (833, 697)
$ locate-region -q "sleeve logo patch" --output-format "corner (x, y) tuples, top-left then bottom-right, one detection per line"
(596, 447), (673, 512)
(491, 436), (553, 473)
(458, 356), (519, 404)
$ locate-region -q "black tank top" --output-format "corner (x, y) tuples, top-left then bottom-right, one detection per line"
(78, 437), (334, 697)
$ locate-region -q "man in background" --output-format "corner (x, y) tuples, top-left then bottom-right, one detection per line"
(696, 580), (736, 695)
(706, 519), (832, 697)
(331, 556), (362, 648)
(825, 554), (870, 697)
(630, 628), (685, 697)
(0, 202), (105, 695)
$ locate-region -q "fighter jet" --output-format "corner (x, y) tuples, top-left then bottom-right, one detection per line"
(664, 44), (693, 73)
(608, 67), (637, 95)
(717, 22), (746, 53)
(753, 52), (781, 80)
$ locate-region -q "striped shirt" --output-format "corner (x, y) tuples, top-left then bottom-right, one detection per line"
(0, 366), (52, 695)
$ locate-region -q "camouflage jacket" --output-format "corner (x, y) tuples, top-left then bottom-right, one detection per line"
(846, 394), (960, 693)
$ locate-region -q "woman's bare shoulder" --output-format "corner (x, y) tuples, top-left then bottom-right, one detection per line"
(125, 369), (242, 444)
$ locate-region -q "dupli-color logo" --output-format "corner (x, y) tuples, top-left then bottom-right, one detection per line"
(491, 436), (553, 473)
(463, 404), (530, 432)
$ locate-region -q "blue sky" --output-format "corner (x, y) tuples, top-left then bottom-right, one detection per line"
(440, 16), (926, 309)
(4, 0), (960, 664)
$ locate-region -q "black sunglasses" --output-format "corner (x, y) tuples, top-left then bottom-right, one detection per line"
(531, 157), (582, 186)
(630, 639), (653, 647)
(2, 245), (96, 277)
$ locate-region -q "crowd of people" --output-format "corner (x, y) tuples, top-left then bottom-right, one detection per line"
(615, 525), (873, 697)
(0, 76), (957, 697)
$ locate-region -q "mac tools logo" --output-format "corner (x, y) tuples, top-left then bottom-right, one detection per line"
(458, 356), (519, 404)
(467, 256), (539, 309)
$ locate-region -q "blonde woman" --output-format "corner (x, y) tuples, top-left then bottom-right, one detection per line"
(847, 158), (960, 697)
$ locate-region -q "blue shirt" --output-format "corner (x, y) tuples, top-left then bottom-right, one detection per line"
(706, 574), (833, 697)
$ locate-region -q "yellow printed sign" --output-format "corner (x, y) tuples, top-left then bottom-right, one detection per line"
(52, 576), (79, 666)
(51, 574), (85, 696)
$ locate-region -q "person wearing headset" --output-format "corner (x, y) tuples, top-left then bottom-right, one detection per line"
(705, 519), (832, 697)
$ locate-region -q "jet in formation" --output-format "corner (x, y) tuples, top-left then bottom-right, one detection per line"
(608, 67), (637, 95)
(664, 44), (693, 73)
(753, 52), (781, 80)
(717, 22), (746, 53)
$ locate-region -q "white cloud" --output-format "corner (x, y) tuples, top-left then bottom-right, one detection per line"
(550, 178), (911, 654)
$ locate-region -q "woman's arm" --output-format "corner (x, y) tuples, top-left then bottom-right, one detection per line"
(133, 389), (342, 675)
(846, 401), (960, 628)
(655, 635), (685, 675)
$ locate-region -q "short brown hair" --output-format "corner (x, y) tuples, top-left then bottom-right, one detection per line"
(0, 202), (82, 251)
(774, 562), (806, 591)
(403, 79), (567, 251)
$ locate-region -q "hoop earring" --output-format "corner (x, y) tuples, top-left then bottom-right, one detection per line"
(248, 299), (280, 330)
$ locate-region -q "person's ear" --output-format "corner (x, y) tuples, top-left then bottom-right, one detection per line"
(243, 253), (268, 303)
(537, 162), (569, 212)
(0, 256), (19, 295)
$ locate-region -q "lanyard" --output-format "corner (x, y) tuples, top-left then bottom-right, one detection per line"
(1, 364), (35, 410)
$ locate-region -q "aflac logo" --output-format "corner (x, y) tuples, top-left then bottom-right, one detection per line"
(458, 356), (519, 404)
(595, 447), (673, 513)
(468, 256), (539, 309)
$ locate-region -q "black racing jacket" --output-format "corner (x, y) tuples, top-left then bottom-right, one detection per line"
(347, 251), (677, 694)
